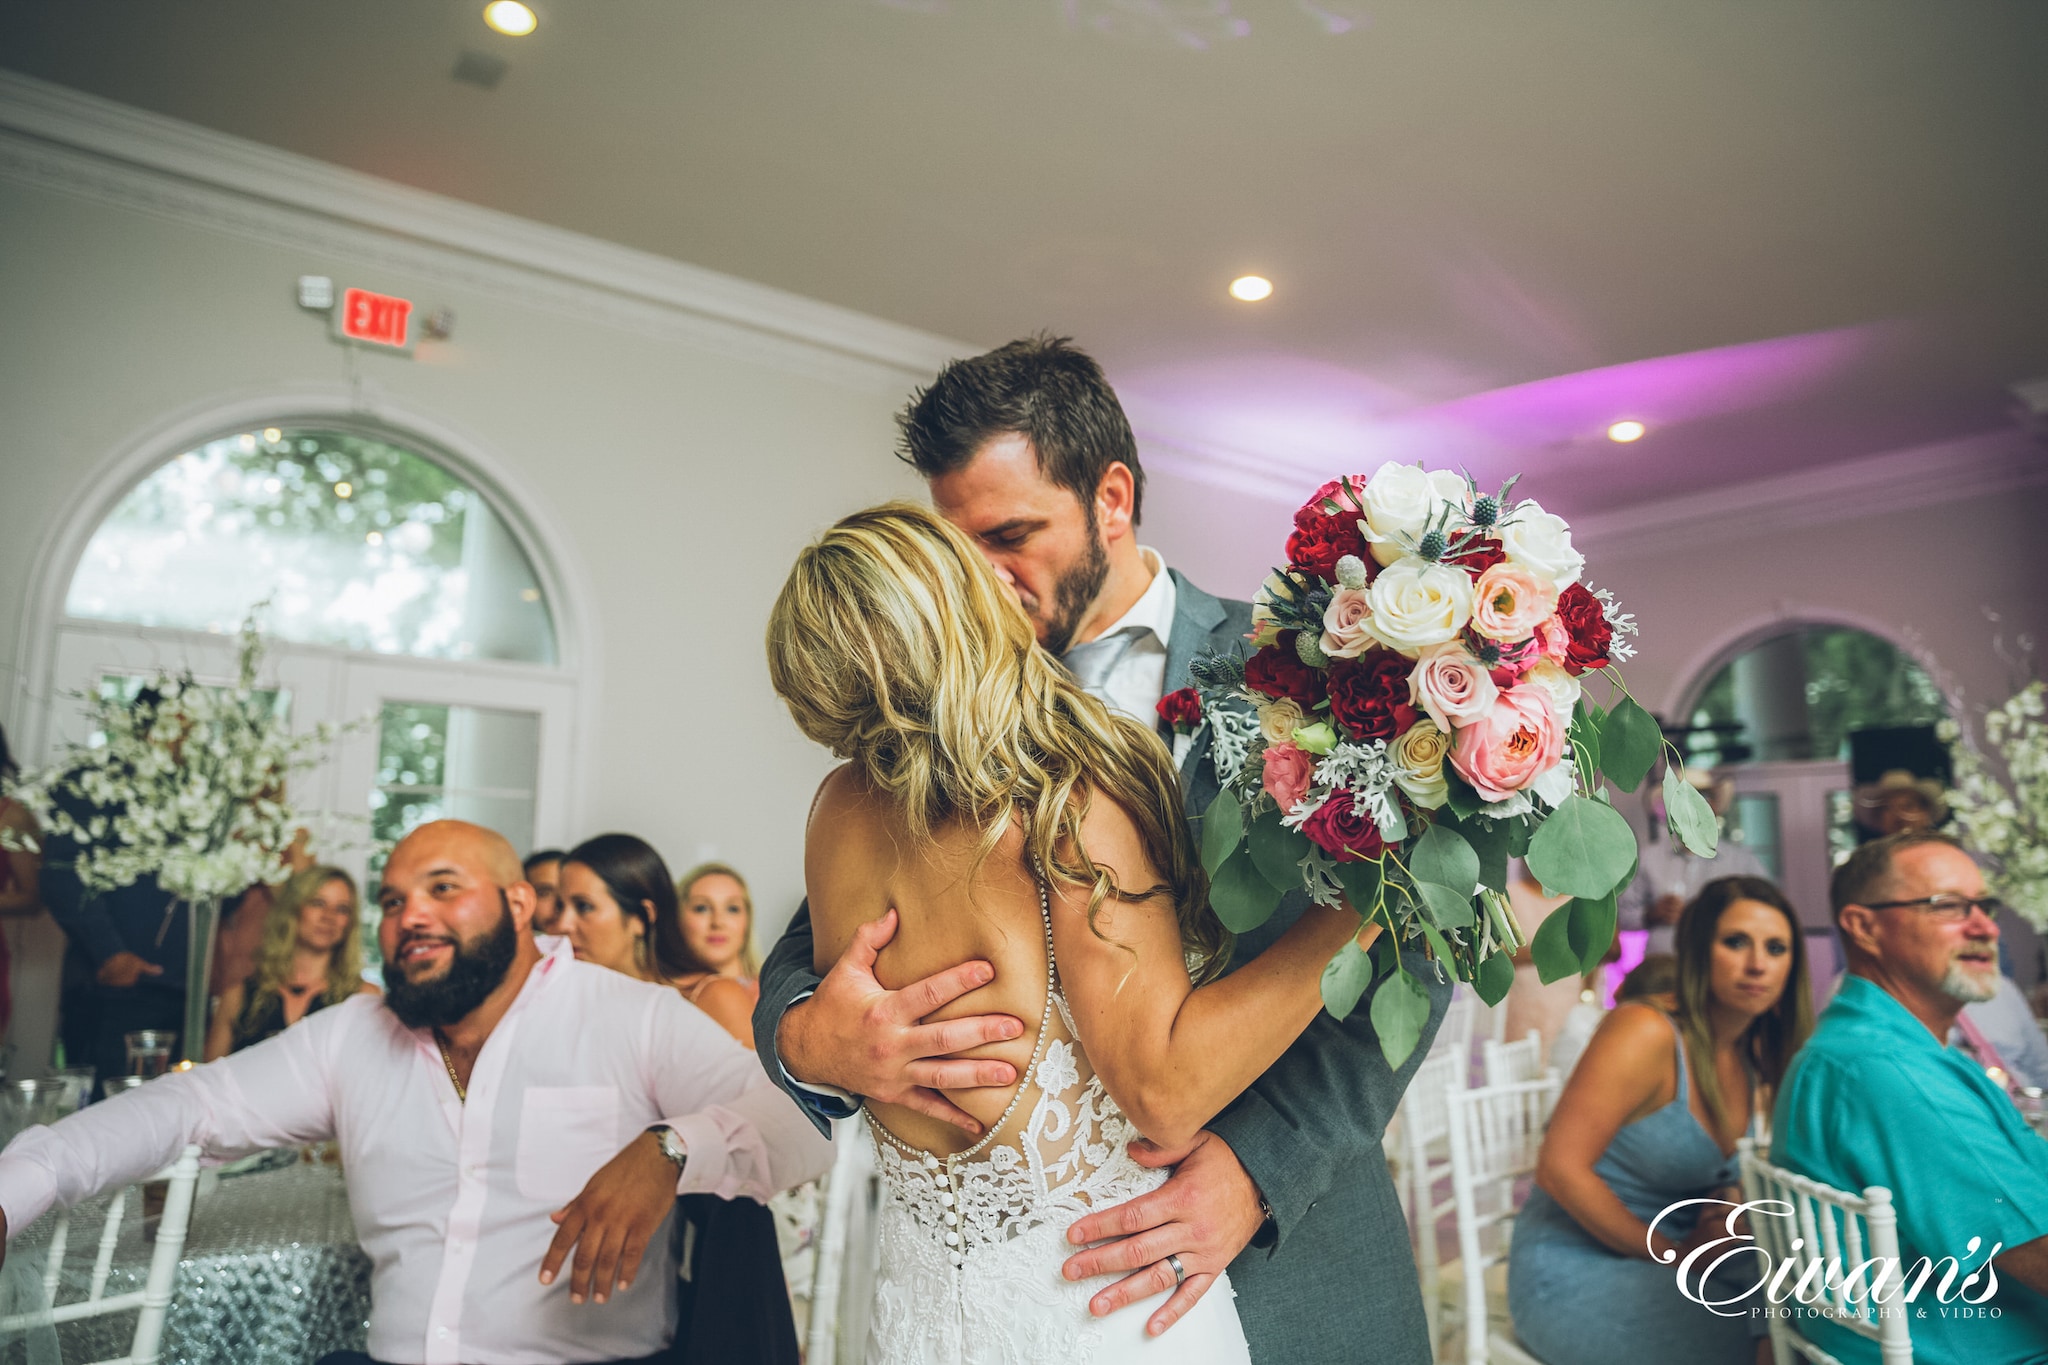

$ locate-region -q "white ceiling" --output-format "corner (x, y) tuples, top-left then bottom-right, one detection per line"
(4, 0), (2045, 512)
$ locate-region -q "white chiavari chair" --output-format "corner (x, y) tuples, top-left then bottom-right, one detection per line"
(1445, 1077), (1558, 1365)
(1481, 1030), (1552, 1088)
(1398, 1049), (1466, 1353)
(0, 1145), (201, 1365)
(1736, 1139), (1914, 1365)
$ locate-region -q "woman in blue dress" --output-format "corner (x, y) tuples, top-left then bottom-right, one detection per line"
(1508, 876), (1815, 1364)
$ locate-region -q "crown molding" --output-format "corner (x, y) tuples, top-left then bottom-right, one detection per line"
(0, 70), (972, 392)
(1570, 428), (2045, 559)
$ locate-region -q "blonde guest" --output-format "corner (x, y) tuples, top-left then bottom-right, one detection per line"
(204, 865), (379, 1060)
(672, 862), (762, 1003)
(560, 835), (755, 1047)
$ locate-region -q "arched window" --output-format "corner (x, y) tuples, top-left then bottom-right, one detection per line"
(1669, 623), (1949, 941)
(45, 422), (578, 976)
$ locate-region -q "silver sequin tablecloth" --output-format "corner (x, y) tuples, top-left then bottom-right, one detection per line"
(3, 1156), (370, 1365)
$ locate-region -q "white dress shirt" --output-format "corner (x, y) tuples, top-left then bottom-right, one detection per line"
(1063, 546), (1177, 727)
(0, 941), (833, 1365)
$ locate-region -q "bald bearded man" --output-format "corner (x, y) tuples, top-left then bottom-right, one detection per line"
(0, 821), (832, 1365)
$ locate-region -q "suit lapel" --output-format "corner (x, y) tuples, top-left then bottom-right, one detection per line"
(1162, 569), (1244, 809)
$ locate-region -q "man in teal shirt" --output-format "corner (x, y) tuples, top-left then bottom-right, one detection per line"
(1774, 831), (2048, 1364)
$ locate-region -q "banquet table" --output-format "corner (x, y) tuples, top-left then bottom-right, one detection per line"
(2, 1153), (370, 1365)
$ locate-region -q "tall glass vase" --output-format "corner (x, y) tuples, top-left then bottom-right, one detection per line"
(180, 896), (221, 1066)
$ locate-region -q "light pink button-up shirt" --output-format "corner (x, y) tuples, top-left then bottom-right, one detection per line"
(0, 941), (834, 1365)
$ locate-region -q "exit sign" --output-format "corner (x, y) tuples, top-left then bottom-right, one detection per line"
(336, 287), (414, 350)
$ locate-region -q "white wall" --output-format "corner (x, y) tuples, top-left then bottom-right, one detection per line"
(0, 108), (957, 1049)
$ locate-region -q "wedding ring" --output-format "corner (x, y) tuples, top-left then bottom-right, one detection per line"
(1166, 1253), (1186, 1287)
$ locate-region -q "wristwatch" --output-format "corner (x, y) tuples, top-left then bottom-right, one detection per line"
(647, 1124), (689, 1173)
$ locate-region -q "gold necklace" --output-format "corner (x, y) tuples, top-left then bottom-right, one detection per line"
(436, 1032), (467, 1103)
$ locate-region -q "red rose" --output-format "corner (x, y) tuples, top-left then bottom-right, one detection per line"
(1448, 537), (1505, 573)
(1244, 637), (1325, 708)
(1325, 651), (1418, 742)
(1294, 478), (1364, 528)
(1300, 792), (1386, 863)
(1157, 687), (1203, 734)
(1288, 478), (1373, 583)
(1554, 583), (1614, 675)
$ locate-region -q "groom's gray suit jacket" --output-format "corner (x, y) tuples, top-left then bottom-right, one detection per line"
(752, 568), (1449, 1364)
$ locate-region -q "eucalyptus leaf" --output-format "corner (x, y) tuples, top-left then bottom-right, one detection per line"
(1336, 858), (1386, 917)
(1443, 769), (1485, 819)
(1506, 815), (1535, 859)
(1320, 938), (1375, 1020)
(1568, 891), (1619, 977)
(1664, 765), (1722, 857)
(1411, 822), (1480, 896)
(1200, 788), (1245, 877)
(1530, 899), (1583, 984)
(1570, 699), (1604, 778)
(1247, 807), (1302, 892)
(1209, 848), (1282, 933)
(1597, 696), (1663, 794)
(1525, 794), (1640, 899)
(1415, 919), (1455, 976)
(1447, 814), (1512, 893)
(1371, 966), (1432, 1070)
(1474, 946), (1516, 1006)
(1416, 880), (1477, 930)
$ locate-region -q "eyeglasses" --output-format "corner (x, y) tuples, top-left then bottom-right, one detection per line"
(1861, 894), (2006, 923)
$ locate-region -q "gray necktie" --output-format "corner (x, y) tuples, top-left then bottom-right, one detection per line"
(1062, 627), (1145, 702)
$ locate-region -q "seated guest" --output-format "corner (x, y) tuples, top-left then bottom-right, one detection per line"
(1510, 877), (1812, 1365)
(204, 865), (379, 1061)
(562, 837), (799, 1365)
(1550, 954), (1678, 1081)
(525, 848), (567, 936)
(0, 820), (831, 1365)
(558, 835), (755, 1047)
(1775, 832), (2048, 1363)
(1955, 970), (2048, 1092)
(672, 862), (763, 1004)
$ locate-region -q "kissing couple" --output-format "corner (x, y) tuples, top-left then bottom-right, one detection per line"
(754, 336), (1450, 1364)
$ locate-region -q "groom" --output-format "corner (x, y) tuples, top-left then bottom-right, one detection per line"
(755, 336), (1449, 1363)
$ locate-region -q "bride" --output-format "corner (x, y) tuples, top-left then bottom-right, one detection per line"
(766, 503), (1376, 1365)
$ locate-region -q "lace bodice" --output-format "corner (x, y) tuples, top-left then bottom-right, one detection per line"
(860, 871), (1249, 1365)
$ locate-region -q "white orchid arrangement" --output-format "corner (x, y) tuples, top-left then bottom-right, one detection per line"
(1944, 681), (2048, 929)
(3, 616), (353, 905)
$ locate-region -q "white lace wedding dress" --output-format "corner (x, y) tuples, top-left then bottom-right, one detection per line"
(862, 873), (1253, 1365)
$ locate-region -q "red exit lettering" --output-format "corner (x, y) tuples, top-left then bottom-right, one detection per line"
(339, 288), (413, 349)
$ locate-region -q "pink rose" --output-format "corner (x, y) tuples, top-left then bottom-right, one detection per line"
(1261, 742), (1316, 813)
(1470, 563), (1559, 644)
(1534, 614), (1571, 664)
(1408, 643), (1498, 734)
(1450, 685), (1567, 802)
(1320, 586), (1375, 660)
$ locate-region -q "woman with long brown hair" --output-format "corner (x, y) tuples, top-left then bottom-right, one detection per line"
(768, 503), (1374, 1365)
(1507, 875), (1814, 1364)
(204, 865), (378, 1060)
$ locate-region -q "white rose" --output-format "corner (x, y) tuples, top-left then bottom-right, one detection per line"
(1258, 697), (1305, 745)
(1499, 499), (1584, 590)
(1522, 659), (1582, 724)
(1319, 585), (1375, 660)
(1364, 559), (1474, 656)
(1360, 462), (1472, 567)
(1390, 719), (1451, 810)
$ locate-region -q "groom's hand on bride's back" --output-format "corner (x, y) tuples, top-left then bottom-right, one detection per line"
(778, 907), (1026, 1136)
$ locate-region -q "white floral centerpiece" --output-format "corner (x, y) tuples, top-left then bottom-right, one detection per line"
(1945, 680), (2048, 929)
(2, 616), (357, 1062)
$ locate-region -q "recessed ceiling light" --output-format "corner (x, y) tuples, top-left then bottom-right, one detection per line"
(1229, 275), (1273, 302)
(483, 1), (538, 36)
(1606, 420), (1646, 443)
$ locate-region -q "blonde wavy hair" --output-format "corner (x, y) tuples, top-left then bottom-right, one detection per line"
(251, 865), (365, 1008)
(673, 861), (762, 978)
(766, 502), (1227, 976)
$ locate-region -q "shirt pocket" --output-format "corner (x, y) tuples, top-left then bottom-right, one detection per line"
(515, 1085), (624, 1206)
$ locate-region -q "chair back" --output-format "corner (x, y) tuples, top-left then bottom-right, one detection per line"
(1736, 1139), (1914, 1365)
(1430, 985), (1478, 1065)
(0, 1145), (201, 1365)
(1445, 1077), (1559, 1365)
(1398, 1049), (1468, 1352)
(1482, 1030), (1550, 1087)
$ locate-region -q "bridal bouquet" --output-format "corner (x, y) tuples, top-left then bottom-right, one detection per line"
(1182, 464), (1718, 1067)
(3, 614), (359, 1059)
(1943, 681), (2048, 929)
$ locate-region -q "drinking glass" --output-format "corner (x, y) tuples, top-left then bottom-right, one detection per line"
(52, 1066), (96, 1113)
(124, 1030), (175, 1079)
(2018, 1086), (2046, 1136)
(102, 1075), (147, 1100)
(0, 1080), (69, 1140)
